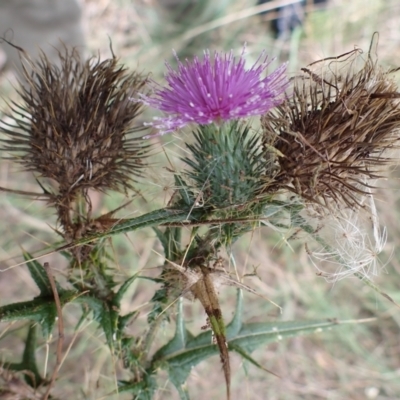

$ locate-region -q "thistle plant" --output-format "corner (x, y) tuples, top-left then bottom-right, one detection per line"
(0, 38), (399, 400)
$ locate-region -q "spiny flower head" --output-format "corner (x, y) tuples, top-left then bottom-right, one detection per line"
(0, 49), (149, 197)
(261, 45), (400, 209)
(142, 47), (289, 134)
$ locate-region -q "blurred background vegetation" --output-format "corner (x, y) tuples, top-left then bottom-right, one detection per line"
(1, 0), (400, 399)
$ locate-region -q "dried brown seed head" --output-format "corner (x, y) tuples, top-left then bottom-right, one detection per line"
(262, 44), (400, 209)
(1, 48), (150, 198)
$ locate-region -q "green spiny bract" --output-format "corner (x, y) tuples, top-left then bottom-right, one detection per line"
(182, 121), (266, 211)
(178, 121), (273, 244)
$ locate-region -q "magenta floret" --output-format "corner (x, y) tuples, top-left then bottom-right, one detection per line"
(142, 48), (289, 135)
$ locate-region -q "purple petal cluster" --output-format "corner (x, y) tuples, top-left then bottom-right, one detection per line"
(142, 48), (289, 135)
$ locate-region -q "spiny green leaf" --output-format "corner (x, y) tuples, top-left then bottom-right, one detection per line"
(113, 273), (139, 308)
(75, 305), (92, 331)
(52, 207), (204, 252)
(174, 174), (195, 207)
(0, 290), (77, 337)
(174, 382), (190, 400)
(5, 324), (43, 387)
(229, 319), (342, 353)
(58, 250), (73, 261)
(117, 375), (157, 399)
(23, 251), (53, 297)
(73, 295), (104, 320)
(153, 332), (219, 400)
(158, 319), (344, 395)
(153, 227), (169, 255)
(74, 296), (115, 349)
(152, 291), (242, 395)
(16, 210), (189, 268)
(76, 289), (135, 350)
(137, 276), (164, 284)
(153, 226), (182, 260)
(147, 287), (169, 324)
(154, 299), (356, 400)
(0, 300), (58, 338)
(118, 380), (147, 394)
(229, 343), (277, 376)
(118, 310), (138, 332)
(169, 290), (242, 353)
(39, 304), (57, 339)
(99, 303), (114, 349)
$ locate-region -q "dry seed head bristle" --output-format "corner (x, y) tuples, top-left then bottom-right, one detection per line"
(0, 48), (150, 198)
(305, 194), (387, 281)
(261, 47), (400, 209)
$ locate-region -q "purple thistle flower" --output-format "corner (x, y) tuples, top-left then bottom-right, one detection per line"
(141, 47), (289, 135)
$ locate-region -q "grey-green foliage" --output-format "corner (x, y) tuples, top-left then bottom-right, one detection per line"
(149, 291), (348, 400)
(1, 241), (351, 400)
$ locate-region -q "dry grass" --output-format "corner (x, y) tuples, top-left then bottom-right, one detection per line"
(1, 0), (400, 399)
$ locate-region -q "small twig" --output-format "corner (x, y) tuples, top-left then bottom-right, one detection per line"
(43, 262), (64, 400)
